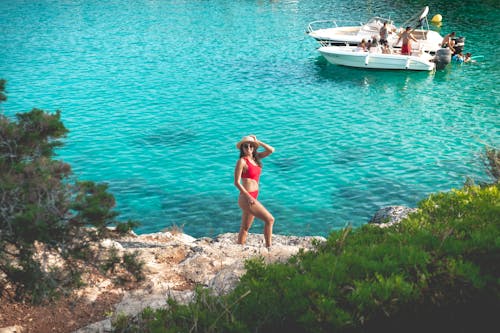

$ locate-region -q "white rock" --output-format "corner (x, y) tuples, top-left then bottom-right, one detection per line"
(369, 206), (418, 227)
(100, 239), (124, 250)
(0, 326), (24, 333)
(74, 232), (324, 333)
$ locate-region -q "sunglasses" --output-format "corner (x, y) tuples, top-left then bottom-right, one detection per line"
(242, 143), (255, 149)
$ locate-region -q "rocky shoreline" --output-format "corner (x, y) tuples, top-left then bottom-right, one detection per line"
(0, 206), (412, 333)
(74, 231), (326, 333)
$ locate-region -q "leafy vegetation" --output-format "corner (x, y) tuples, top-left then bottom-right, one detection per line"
(113, 182), (499, 332)
(0, 80), (142, 303)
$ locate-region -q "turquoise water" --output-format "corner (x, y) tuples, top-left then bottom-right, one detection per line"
(1, 0), (499, 238)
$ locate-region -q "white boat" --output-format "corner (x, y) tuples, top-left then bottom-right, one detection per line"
(318, 45), (436, 71)
(307, 6), (444, 54)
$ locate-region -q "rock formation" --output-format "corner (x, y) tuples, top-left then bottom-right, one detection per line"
(369, 205), (418, 227)
(75, 232), (325, 332)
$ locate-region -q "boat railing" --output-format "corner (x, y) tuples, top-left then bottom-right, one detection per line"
(318, 40), (328, 47)
(307, 16), (394, 36)
(307, 19), (364, 33)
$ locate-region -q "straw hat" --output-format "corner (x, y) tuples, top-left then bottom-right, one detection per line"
(236, 135), (259, 149)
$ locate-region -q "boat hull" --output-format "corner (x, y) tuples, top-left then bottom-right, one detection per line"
(318, 46), (435, 71)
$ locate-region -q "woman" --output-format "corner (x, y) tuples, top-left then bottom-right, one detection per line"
(234, 135), (275, 248)
(357, 39), (367, 52)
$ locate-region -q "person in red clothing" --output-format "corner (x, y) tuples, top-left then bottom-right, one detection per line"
(234, 135), (275, 248)
(397, 26), (418, 55)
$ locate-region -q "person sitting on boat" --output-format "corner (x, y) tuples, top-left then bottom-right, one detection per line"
(369, 36), (380, 53)
(396, 26), (418, 55)
(441, 32), (456, 53)
(382, 43), (391, 54)
(357, 39), (367, 52)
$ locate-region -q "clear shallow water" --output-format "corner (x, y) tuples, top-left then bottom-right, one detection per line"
(1, 0), (499, 237)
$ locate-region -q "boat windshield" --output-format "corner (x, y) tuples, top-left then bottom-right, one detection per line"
(360, 17), (394, 33)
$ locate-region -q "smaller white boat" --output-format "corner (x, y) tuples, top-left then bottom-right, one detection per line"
(318, 45), (437, 71)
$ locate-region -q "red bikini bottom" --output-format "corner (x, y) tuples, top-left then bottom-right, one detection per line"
(248, 190), (259, 199)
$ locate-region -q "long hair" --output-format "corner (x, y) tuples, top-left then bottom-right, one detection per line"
(239, 146), (262, 167)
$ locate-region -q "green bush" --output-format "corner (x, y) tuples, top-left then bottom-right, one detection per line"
(114, 182), (499, 332)
(0, 80), (141, 303)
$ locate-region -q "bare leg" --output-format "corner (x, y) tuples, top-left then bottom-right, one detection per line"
(264, 217), (273, 248)
(238, 195), (275, 247)
(238, 210), (255, 245)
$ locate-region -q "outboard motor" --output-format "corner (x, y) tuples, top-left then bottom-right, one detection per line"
(434, 48), (452, 70)
(452, 36), (465, 55)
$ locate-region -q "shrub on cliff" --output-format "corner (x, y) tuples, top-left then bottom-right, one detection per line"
(0, 80), (140, 303)
(116, 182), (499, 332)
(484, 146), (500, 182)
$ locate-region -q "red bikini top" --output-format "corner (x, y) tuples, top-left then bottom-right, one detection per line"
(241, 157), (261, 182)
